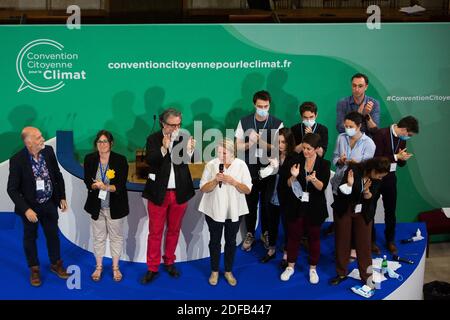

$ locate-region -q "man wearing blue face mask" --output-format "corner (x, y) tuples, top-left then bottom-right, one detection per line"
(235, 90), (284, 252)
(371, 116), (419, 254)
(336, 73), (380, 136)
(291, 102), (329, 158)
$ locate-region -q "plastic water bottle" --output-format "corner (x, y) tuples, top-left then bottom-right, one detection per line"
(381, 255), (388, 275)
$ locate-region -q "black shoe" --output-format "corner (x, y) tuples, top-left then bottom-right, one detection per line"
(329, 275), (348, 286)
(164, 264), (180, 278)
(279, 259), (288, 269)
(141, 271), (159, 284)
(260, 253), (276, 263)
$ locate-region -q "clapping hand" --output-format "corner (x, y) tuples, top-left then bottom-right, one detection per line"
(188, 136), (196, 154)
(290, 163), (300, 178)
(363, 179), (372, 193)
(249, 131), (259, 147)
(162, 133), (171, 150)
(347, 169), (354, 186)
(268, 157), (279, 169)
(304, 126), (313, 134)
(92, 179), (106, 191)
(306, 171), (317, 182)
(364, 100), (374, 114)
(397, 148), (413, 161)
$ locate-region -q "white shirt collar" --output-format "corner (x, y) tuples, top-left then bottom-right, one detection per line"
(391, 124), (398, 137)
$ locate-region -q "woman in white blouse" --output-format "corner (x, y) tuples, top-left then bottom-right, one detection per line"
(199, 138), (252, 287)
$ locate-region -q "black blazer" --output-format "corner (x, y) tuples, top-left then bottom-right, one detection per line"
(83, 151), (129, 220)
(7, 146), (66, 215)
(283, 153), (331, 225)
(142, 130), (195, 205)
(331, 164), (381, 225)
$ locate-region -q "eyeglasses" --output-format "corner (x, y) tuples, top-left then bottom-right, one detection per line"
(96, 139), (110, 144)
(165, 122), (181, 129)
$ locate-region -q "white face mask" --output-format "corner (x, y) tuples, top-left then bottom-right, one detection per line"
(256, 108), (269, 117)
(302, 119), (316, 128)
(345, 127), (357, 137)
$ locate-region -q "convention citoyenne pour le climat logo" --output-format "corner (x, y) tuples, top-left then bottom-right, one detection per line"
(16, 39), (86, 93)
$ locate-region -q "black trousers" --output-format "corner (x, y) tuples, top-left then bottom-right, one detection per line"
(205, 215), (242, 273)
(267, 203), (287, 249)
(372, 174), (397, 243)
(21, 201), (61, 267)
(244, 177), (269, 235)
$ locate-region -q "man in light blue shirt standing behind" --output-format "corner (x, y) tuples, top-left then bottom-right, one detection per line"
(336, 73), (380, 136)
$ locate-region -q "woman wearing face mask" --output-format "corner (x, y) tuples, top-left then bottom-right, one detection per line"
(331, 111), (376, 197)
(280, 133), (331, 284)
(199, 138), (252, 287)
(330, 111), (376, 257)
(258, 128), (296, 267)
(329, 157), (390, 286)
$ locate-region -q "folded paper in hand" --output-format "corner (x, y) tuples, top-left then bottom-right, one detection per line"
(291, 180), (303, 199)
(259, 165), (274, 179)
(399, 5), (426, 14)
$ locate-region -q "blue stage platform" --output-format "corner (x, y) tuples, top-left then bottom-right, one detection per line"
(0, 213), (426, 300)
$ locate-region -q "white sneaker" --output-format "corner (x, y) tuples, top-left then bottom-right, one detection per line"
(309, 268), (319, 284)
(280, 267), (295, 281)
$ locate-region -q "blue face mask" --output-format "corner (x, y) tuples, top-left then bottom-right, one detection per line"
(345, 127), (357, 137)
(399, 135), (411, 141)
(302, 119), (316, 128)
(256, 108), (269, 117)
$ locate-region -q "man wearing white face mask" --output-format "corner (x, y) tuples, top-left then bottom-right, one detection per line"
(235, 90), (283, 252)
(371, 116), (419, 255)
(291, 102), (329, 158)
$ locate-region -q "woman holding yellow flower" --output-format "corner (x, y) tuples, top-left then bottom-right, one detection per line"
(83, 130), (129, 282)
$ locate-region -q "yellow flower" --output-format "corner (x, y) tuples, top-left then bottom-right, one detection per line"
(106, 169), (115, 180)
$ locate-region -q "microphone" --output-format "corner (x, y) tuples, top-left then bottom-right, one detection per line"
(392, 255), (414, 265)
(219, 163), (224, 188)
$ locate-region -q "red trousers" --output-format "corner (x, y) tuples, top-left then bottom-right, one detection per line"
(287, 216), (321, 266)
(146, 191), (188, 272)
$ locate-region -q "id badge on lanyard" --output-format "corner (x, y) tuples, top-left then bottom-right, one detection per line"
(390, 127), (400, 172)
(36, 179), (45, 191)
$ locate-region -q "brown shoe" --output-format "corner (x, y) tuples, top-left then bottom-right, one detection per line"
(387, 242), (398, 255)
(50, 260), (69, 279)
(30, 266), (41, 287)
(371, 242), (381, 255)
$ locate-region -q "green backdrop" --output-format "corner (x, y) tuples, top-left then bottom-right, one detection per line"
(1, 23), (449, 224)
